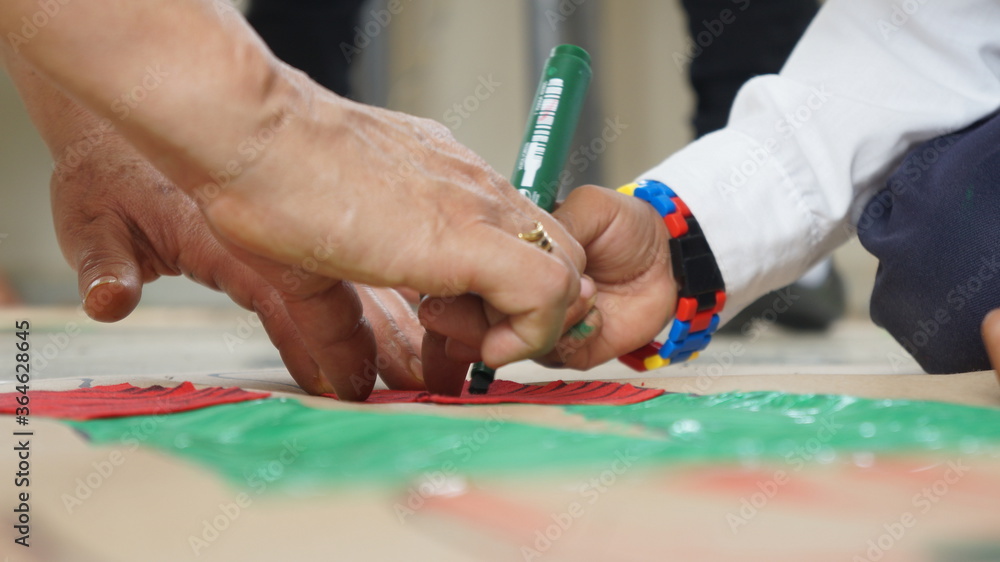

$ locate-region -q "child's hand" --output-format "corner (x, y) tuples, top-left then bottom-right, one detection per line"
(536, 185), (678, 369)
(415, 184), (677, 374)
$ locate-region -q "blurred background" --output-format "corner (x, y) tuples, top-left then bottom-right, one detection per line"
(0, 0), (876, 318)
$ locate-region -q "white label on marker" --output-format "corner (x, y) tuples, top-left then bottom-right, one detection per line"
(520, 78), (563, 189)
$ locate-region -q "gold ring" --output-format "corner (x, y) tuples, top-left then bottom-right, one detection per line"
(518, 221), (554, 253)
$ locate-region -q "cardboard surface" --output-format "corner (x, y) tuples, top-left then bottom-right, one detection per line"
(1, 307), (999, 561)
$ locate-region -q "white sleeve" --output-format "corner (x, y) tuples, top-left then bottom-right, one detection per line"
(639, 0), (1000, 321)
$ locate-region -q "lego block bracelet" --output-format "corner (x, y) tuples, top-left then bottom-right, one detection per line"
(617, 180), (726, 372)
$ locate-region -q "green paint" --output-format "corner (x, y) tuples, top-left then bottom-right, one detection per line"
(68, 392), (1000, 492)
(962, 186), (976, 212)
(568, 391), (1000, 460)
(932, 541), (1000, 562)
(568, 316), (596, 340)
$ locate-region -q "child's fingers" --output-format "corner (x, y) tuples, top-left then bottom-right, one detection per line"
(419, 278), (597, 362)
(551, 185), (621, 249)
(535, 306), (604, 368)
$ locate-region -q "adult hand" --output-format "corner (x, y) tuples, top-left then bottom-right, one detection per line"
(197, 89), (590, 379)
(1, 48), (446, 399)
(1, 3), (591, 393)
(419, 185), (675, 371)
(51, 131), (432, 397)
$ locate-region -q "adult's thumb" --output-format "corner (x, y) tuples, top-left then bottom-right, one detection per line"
(72, 228), (143, 322)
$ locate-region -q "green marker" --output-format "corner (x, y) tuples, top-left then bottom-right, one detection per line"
(469, 44), (592, 394)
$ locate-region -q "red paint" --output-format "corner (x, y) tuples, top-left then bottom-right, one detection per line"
(0, 382), (268, 420)
(325, 379), (666, 406)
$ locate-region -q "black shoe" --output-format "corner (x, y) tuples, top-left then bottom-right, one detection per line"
(719, 265), (846, 334)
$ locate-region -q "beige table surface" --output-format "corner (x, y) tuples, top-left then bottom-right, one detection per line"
(1, 307), (998, 561)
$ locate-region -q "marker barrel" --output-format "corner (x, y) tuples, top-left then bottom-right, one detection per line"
(511, 44), (593, 212)
(469, 45), (592, 394)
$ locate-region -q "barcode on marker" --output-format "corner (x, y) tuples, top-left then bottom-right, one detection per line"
(520, 78), (564, 189)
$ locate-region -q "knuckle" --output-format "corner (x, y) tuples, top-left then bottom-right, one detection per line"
(545, 262), (578, 300)
(417, 117), (455, 143)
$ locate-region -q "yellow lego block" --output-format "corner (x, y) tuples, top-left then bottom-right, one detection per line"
(643, 355), (669, 370)
(617, 183), (638, 196)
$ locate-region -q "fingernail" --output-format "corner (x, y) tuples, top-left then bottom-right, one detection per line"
(83, 276), (118, 304)
(581, 275), (597, 302)
(409, 356), (424, 382)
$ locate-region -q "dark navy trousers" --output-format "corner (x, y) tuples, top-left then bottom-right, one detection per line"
(859, 111), (1000, 373)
